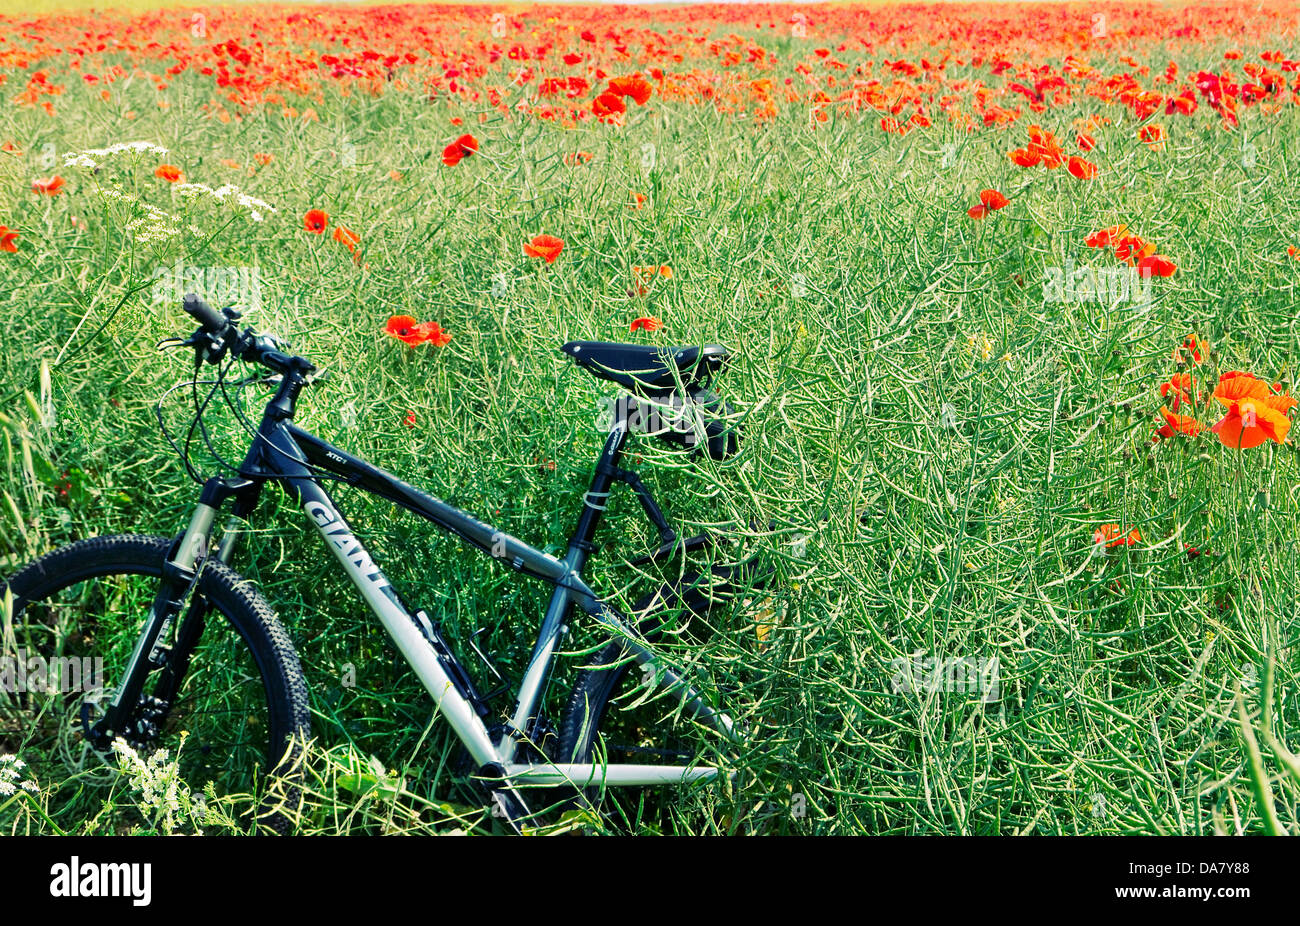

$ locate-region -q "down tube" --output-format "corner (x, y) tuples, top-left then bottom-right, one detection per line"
(292, 476), (501, 768)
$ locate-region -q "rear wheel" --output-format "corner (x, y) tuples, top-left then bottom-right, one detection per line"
(1, 534), (310, 834)
(553, 561), (764, 830)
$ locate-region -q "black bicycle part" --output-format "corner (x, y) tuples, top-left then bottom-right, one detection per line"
(551, 554), (771, 823)
(1, 534), (311, 833)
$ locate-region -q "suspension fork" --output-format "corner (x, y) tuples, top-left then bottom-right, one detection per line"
(151, 478), (262, 707)
(88, 477), (252, 745)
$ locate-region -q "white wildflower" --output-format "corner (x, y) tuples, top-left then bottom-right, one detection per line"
(172, 181), (276, 222)
(112, 735), (205, 834)
(107, 195), (184, 244)
(125, 210), (183, 244)
(0, 754), (37, 797)
(63, 140), (170, 170)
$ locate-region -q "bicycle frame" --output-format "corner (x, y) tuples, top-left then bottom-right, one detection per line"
(118, 361), (737, 826)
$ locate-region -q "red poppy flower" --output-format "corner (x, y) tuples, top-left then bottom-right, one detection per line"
(1157, 405), (1201, 438)
(253, 152), (273, 166)
(1160, 373), (1195, 410)
(607, 75), (652, 105)
(1265, 391), (1297, 416)
(32, 175), (65, 195)
(1027, 125), (1067, 168)
(304, 209), (329, 234)
(1114, 235), (1157, 264)
(403, 410), (417, 429)
(1171, 335), (1208, 365)
(633, 264), (672, 281)
(1213, 370), (1268, 407)
(524, 234), (564, 263)
(1067, 156), (1098, 179)
(1211, 397), (1291, 448)
(1093, 524), (1141, 548)
(1209, 371), (1290, 448)
(385, 315), (426, 346)
(1076, 134), (1096, 151)
(1138, 124), (1167, 151)
(1008, 147), (1041, 167)
(630, 265), (672, 294)
(967, 188), (1008, 219)
(630, 316), (663, 332)
(442, 133), (479, 166)
(591, 92), (627, 118)
(1086, 225), (1128, 248)
(154, 164), (183, 183)
(385, 316), (451, 347)
(628, 192), (647, 210)
(0, 225), (17, 253)
(417, 321), (452, 347)
(979, 189), (1009, 210)
(333, 225), (361, 254)
(1136, 254), (1177, 277)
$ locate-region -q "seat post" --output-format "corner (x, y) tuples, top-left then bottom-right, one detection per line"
(565, 414), (630, 574)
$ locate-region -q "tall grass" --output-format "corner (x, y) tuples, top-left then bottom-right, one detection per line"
(1, 6), (1298, 834)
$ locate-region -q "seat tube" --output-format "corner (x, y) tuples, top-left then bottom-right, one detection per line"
(567, 417), (630, 571)
(501, 418), (630, 760)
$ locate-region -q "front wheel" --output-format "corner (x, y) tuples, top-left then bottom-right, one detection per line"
(1, 534), (311, 834)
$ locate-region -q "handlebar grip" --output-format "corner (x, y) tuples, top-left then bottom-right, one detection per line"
(182, 293), (228, 334)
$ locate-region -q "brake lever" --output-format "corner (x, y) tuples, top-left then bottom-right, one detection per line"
(156, 335), (196, 351)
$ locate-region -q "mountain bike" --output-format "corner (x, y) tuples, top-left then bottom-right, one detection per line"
(1, 294), (765, 834)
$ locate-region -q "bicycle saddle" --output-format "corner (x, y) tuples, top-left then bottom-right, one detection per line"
(561, 341), (730, 396)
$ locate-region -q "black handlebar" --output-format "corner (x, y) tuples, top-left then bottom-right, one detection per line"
(182, 293), (229, 335)
(178, 293), (315, 379)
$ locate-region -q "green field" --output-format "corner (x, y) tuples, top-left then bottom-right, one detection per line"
(2, 3), (1299, 835)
